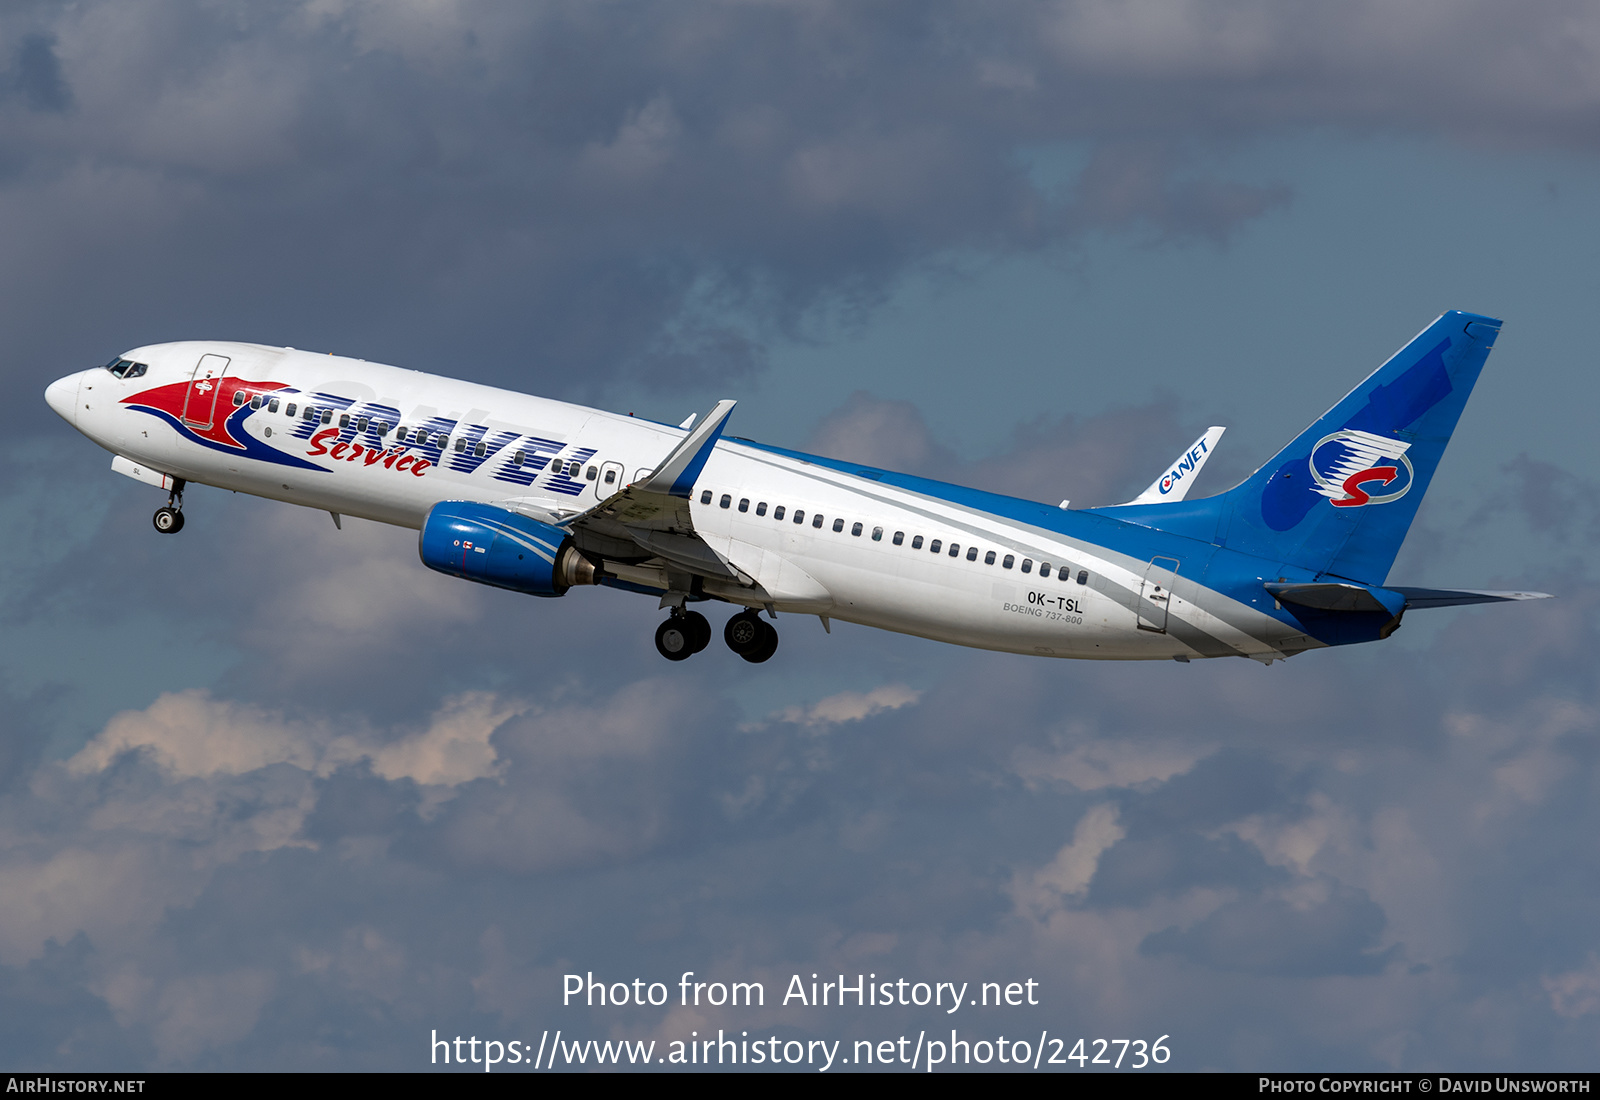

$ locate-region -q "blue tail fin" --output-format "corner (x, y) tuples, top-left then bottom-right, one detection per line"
(1099, 311), (1502, 583)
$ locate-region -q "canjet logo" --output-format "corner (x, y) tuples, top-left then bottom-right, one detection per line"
(1308, 429), (1415, 508)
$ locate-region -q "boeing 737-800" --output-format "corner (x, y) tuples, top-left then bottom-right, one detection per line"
(44, 310), (1547, 664)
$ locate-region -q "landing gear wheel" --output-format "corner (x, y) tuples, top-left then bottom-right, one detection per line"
(153, 506), (184, 534)
(724, 610), (765, 656)
(743, 620), (779, 664)
(680, 610), (712, 654)
(655, 617), (695, 661)
(725, 612), (779, 664)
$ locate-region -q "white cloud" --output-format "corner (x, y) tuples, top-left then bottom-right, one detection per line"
(766, 683), (921, 730)
(1544, 954), (1600, 1019)
(581, 95), (684, 183)
(150, 969), (277, 1063)
(1014, 734), (1204, 791)
(68, 688), (517, 787)
(1012, 803), (1125, 918)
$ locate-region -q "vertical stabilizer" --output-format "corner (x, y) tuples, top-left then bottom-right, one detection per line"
(1096, 311), (1502, 584)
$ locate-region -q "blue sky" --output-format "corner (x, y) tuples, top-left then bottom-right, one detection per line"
(4, 0), (1599, 1070)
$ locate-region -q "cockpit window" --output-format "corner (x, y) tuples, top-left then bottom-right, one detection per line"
(103, 357), (147, 379)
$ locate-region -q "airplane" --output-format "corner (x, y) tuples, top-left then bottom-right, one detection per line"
(43, 310), (1548, 665)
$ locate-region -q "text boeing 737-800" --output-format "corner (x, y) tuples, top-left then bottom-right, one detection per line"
(44, 310), (1548, 664)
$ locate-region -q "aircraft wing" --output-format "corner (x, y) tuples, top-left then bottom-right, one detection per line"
(554, 399), (753, 585)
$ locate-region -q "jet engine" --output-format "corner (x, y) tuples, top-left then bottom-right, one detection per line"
(419, 501), (596, 597)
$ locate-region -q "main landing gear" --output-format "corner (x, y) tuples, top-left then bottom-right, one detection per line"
(723, 609), (779, 664)
(655, 609), (711, 661)
(652, 608), (779, 663)
(152, 479), (187, 534)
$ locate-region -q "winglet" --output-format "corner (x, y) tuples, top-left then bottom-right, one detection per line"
(637, 399), (736, 497)
(1124, 426), (1226, 505)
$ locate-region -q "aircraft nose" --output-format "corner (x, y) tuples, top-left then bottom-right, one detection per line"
(44, 372), (81, 425)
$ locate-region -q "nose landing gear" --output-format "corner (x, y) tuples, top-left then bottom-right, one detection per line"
(152, 479), (188, 534)
(724, 610), (779, 664)
(655, 609), (712, 661)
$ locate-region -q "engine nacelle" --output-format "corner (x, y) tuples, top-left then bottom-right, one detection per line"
(419, 501), (596, 597)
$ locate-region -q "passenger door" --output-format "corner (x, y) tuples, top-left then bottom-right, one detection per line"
(181, 354), (230, 430)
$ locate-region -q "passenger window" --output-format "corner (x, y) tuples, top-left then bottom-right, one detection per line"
(832, 518), (844, 533)
(985, 551), (996, 565)
(1077, 570), (1088, 584)
(586, 466), (597, 480)
(871, 527), (883, 541)
(233, 391), (247, 406)
(1040, 563), (1051, 578)
(912, 536), (923, 549)
(739, 498), (750, 513)
(1021, 559), (1032, 574)
(720, 494), (732, 509)
(305, 407), (317, 422)
(514, 450), (526, 466)
(322, 410), (334, 425)
(475, 442), (487, 457)
(339, 413), (350, 428)
(851, 522), (863, 536)
(794, 510), (806, 524)
(358, 416), (369, 432)
(604, 469), (617, 484)
(285, 403), (296, 418)
(268, 398), (280, 413)
(1002, 554), (1015, 569)
(250, 395), (264, 410)
(930, 539), (942, 554)
(377, 421), (389, 435)
(454, 438), (467, 453)
(774, 506), (786, 521)
(966, 546), (978, 561)
(700, 490), (712, 504)
(756, 502), (768, 516)
(892, 531), (904, 546)
(948, 543), (959, 557)
(813, 514), (824, 528)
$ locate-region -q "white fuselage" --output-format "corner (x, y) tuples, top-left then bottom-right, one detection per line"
(47, 341), (1304, 662)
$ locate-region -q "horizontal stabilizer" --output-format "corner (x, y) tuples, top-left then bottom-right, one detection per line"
(1264, 582), (1403, 615)
(637, 399), (736, 498)
(1125, 426), (1226, 505)
(1391, 587), (1553, 610)
(1267, 581), (1553, 615)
